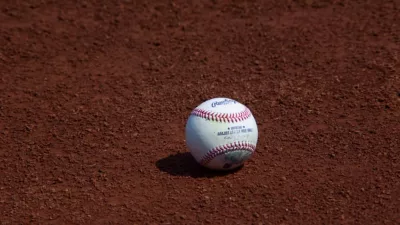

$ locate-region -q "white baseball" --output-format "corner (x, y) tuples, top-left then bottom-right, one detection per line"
(185, 97), (258, 170)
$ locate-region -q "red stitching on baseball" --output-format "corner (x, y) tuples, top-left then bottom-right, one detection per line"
(199, 141), (256, 165)
(190, 107), (252, 123)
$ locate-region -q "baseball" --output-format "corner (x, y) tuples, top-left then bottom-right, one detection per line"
(185, 97), (258, 170)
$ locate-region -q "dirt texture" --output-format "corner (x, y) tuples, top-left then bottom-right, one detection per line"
(0, 0), (399, 224)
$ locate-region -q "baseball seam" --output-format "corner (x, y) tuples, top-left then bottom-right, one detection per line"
(200, 141), (256, 165)
(190, 107), (252, 123)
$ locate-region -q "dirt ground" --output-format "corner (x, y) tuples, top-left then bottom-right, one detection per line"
(0, 0), (399, 224)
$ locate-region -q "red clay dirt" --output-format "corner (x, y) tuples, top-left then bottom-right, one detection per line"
(0, 0), (399, 224)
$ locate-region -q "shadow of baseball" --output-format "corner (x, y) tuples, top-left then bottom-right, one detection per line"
(155, 152), (243, 178)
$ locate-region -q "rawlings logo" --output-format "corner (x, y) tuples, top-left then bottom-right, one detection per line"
(211, 99), (237, 107)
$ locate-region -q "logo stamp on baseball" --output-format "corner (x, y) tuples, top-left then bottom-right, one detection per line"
(185, 97), (259, 170)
